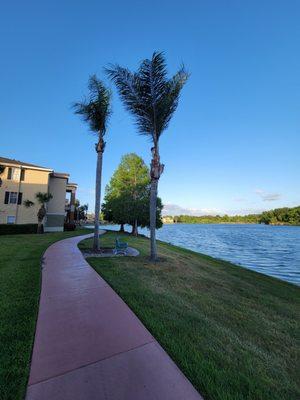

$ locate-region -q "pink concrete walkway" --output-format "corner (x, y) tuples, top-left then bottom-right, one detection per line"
(26, 233), (203, 400)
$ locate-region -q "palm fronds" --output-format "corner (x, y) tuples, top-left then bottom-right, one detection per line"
(35, 192), (53, 204)
(73, 75), (112, 135)
(106, 52), (189, 142)
(23, 200), (35, 208)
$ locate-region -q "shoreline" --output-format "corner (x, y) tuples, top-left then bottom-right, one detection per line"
(162, 222), (300, 226)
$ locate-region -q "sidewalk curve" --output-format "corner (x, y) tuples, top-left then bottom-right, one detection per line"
(26, 233), (203, 400)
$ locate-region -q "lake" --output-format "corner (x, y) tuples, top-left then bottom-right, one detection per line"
(94, 223), (300, 286)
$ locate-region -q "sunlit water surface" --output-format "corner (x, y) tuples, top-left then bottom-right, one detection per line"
(89, 223), (300, 286)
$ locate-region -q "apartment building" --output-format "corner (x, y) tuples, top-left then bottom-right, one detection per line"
(0, 157), (77, 232)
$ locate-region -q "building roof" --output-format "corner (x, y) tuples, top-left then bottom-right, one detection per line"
(0, 156), (52, 171)
(0, 156), (77, 187)
(51, 172), (70, 179)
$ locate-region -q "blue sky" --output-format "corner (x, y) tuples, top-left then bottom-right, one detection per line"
(1, 1), (299, 215)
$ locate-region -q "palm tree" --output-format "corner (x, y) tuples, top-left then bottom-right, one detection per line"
(24, 192), (53, 233)
(106, 52), (188, 260)
(73, 75), (112, 251)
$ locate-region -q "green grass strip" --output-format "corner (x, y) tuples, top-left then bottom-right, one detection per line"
(0, 229), (89, 400)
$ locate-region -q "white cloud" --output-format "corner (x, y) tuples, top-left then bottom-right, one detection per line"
(163, 203), (274, 217)
(255, 189), (281, 202)
(227, 207), (266, 215)
(162, 203), (220, 216)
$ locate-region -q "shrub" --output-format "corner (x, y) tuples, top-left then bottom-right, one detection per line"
(64, 222), (76, 231)
(0, 224), (38, 235)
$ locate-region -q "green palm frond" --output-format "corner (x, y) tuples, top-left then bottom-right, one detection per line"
(35, 192), (53, 204)
(23, 200), (35, 208)
(73, 75), (112, 135)
(106, 52), (189, 142)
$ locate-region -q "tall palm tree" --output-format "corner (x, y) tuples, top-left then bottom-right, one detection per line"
(73, 75), (112, 251)
(106, 52), (188, 260)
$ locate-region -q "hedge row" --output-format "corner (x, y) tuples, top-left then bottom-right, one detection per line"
(0, 223), (77, 235)
(0, 224), (38, 235)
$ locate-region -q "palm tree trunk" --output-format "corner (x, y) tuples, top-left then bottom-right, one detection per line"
(149, 178), (158, 260)
(149, 141), (164, 261)
(37, 204), (46, 234)
(37, 219), (43, 234)
(120, 223), (125, 232)
(131, 219), (138, 236)
(93, 150), (103, 251)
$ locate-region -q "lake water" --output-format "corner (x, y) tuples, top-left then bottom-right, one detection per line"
(93, 223), (300, 286)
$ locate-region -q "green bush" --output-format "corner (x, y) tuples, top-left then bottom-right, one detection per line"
(0, 224), (38, 235)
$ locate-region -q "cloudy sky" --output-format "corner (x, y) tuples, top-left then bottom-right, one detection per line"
(1, 1), (299, 216)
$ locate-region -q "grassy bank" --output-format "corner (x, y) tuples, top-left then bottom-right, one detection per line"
(80, 231), (300, 400)
(0, 229), (89, 400)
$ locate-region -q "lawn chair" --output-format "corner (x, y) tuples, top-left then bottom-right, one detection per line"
(114, 237), (128, 255)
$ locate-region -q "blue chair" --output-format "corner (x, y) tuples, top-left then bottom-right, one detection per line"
(115, 237), (128, 255)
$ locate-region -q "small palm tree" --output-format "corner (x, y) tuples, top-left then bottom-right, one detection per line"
(73, 75), (112, 251)
(24, 192), (53, 233)
(106, 52), (188, 260)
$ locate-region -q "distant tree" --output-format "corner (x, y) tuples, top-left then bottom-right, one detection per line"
(175, 214), (261, 224)
(169, 207), (300, 226)
(107, 52), (188, 260)
(259, 206), (300, 225)
(102, 153), (163, 235)
(102, 192), (128, 231)
(137, 194), (163, 232)
(24, 192), (53, 233)
(74, 201), (88, 223)
(73, 76), (112, 251)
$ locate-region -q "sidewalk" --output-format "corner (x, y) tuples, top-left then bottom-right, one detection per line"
(26, 233), (203, 399)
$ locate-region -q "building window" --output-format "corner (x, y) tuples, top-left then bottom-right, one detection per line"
(20, 169), (25, 181)
(4, 191), (20, 204)
(9, 192), (17, 204)
(7, 167), (20, 181)
(7, 168), (12, 179)
(7, 215), (16, 224)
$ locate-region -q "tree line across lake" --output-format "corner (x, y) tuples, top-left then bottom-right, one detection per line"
(165, 206), (300, 225)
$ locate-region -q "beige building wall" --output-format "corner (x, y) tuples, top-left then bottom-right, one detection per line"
(0, 166), (50, 224)
(0, 160), (76, 231)
(45, 176), (68, 232)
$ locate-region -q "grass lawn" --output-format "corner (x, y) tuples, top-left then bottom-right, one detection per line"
(0, 228), (90, 400)
(80, 231), (300, 400)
